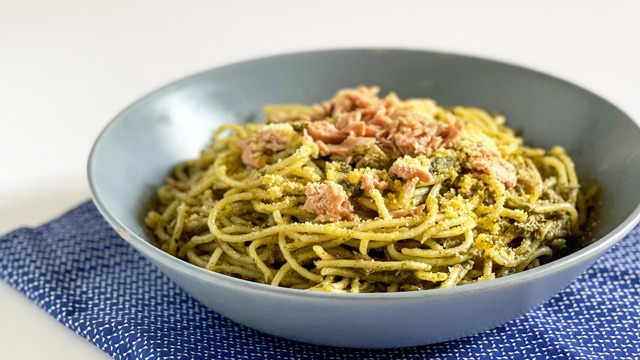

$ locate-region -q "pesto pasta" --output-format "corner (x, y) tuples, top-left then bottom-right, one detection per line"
(144, 86), (597, 293)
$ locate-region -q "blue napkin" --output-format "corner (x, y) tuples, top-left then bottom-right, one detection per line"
(1, 201), (638, 359)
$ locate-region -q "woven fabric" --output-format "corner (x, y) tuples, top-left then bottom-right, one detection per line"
(0, 201), (638, 359)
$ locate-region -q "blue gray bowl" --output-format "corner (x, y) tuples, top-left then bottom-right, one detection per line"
(88, 49), (640, 348)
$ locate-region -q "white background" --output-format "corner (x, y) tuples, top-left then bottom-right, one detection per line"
(1, 1), (639, 358)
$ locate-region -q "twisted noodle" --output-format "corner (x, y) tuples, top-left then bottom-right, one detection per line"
(145, 86), (598, 293)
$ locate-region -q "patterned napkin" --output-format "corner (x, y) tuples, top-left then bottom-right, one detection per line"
(0, 201), (638, 359)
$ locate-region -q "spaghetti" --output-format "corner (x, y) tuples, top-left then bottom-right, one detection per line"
(144, 86), (597, 292)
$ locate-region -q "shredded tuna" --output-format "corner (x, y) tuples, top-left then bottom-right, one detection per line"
(391, 116), (464, 157)
(362, 108), (394, 137)
(303, 181), (355, 222)
(340, 120), (368, 137)
(392, 127), (441, 157)
(290, 86), (465, 163)
(375, 138), (401, 160)
(332, 86), (381, 115)
(390, 204), (426, 218)
(315, 140), (331, 157)
(317, 136), (377, 159)
(440, 114), (464, 147)
(401, 177), (420, 195)
(335, 112), (368, 137)
(335, 111), (361, 128)
(238, 128), (291, 168)
(361, 173), (387, 192)
(390, 156), (434, 183)
(467, 144), (517, 188)
(380, 92), (401, 110)
(307, 120), (346, 144)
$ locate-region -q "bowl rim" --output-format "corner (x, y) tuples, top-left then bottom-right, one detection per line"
(88, 47), (640, 300)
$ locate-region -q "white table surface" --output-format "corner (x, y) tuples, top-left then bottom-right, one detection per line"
(1, 1), (639, 358)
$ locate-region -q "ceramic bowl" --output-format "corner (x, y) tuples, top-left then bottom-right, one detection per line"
(88, 49), (640, 348)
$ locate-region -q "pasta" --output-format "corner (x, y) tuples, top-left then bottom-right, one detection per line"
(144, 86), (598, 293)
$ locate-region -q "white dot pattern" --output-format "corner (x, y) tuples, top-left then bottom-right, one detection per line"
(0, 201), (638, 359)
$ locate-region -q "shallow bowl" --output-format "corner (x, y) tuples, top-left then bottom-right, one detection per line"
(88, 49), (640, 348)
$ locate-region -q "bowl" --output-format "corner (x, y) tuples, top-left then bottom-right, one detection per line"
(88, 48), (640, 348)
